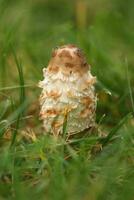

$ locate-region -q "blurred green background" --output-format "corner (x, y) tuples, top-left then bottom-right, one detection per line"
(0, 0), (134, 199)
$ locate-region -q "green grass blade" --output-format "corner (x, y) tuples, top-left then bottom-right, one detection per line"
(99, 113), (133, 147)
(0, 101), (28, 138)
(125, 58), (134, 113)
(0, 84), (34, 91)
(10, 46), (26, 146)
(0, 99), (10, 120)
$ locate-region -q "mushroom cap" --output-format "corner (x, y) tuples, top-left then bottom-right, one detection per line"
(48, 44), (89, 76)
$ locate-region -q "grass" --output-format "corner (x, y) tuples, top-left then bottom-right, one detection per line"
(10, 47), (26, 146)
(0, 0), (134, 199)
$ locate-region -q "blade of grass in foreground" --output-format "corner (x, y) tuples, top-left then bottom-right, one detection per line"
(0, 99), (10, 120)
(97, 80), (117, 96)
(0, 101), (28, 137)
(0, 84), (34, 91)
(99, 113), (132, 147)
(125, 58), (134, 113)
(10, 46), (26, 146)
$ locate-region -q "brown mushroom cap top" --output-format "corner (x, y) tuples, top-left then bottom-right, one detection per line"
(48, 44), (90, 75)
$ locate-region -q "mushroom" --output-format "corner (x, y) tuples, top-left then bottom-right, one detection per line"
(39, 44), (97, 136)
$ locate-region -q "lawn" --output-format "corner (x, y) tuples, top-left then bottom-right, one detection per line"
(0, 0), (134, 199)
